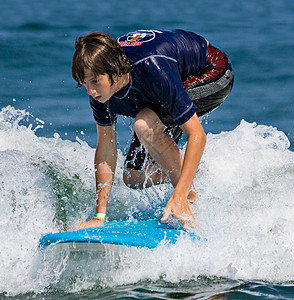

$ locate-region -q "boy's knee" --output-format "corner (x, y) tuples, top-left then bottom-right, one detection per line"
(123, 168), (145, 189)
(134, 108), (164, 145)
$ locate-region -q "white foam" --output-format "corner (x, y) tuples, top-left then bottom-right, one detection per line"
(1, 106), (294, 295)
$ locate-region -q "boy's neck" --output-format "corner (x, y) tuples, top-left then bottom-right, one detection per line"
(114, 73), (130, 93)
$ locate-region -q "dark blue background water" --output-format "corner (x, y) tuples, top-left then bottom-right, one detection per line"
(1, 0), (294, 298)
(1, 0), (293, 150)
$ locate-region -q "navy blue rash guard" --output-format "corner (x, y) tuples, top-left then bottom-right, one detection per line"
(89, 29), (208, 127)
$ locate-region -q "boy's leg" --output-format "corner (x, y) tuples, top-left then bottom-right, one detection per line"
(123, 109), (183, 189)
(123, 163), (166, 189)
(123, 108), (198, 206)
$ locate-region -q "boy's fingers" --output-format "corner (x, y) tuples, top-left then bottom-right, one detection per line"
(160, 206), (172, 223)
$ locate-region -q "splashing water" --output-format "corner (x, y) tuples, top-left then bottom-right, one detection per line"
(0, 105), (294, 296)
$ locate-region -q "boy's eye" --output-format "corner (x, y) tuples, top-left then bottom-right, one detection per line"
(91, 78), (100, 84)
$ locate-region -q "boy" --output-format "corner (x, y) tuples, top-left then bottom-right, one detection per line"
(72, 29), (234, 231)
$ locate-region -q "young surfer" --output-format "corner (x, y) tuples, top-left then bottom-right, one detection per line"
(72, 29), (234, 231)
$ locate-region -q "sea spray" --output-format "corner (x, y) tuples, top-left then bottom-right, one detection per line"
(1, 106), (294, 296)
(0, 106), (94, 295)
(0, 106), (166, 295)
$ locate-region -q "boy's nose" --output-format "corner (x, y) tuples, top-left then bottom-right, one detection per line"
(86, 85), (95, 96)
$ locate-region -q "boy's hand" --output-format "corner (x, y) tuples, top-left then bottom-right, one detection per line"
(161, 192), (200, 232)
(78, 218), (105, 230)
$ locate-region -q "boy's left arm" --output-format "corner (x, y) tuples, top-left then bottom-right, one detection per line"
(161, 113), (206, 231)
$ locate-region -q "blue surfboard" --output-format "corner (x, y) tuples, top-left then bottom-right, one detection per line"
(39, 219), (202, 249)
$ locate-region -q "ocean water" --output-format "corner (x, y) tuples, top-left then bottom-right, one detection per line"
(1, 0), (294, 299)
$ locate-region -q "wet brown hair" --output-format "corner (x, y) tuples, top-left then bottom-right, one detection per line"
(72, 31), (132, 87)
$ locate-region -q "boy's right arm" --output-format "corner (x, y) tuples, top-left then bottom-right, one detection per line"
(78, 124), (117, 229)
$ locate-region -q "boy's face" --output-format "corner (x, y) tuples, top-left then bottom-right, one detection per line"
(83, 69), (116, 103)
